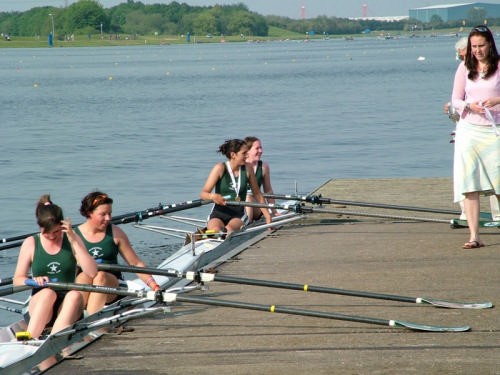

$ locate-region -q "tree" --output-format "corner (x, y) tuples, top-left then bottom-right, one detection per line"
(64, 0), (108, 35)
(192, 11), (217, 35)
(226, 11), (267, 36)
(122, 10), (168, 35)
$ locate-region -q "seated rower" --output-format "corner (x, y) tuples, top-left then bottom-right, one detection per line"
(75, 191), (160, 315)
(13, 195), (97, 339)
(244, 136), (279, 222)
(200, 139), (272, 235)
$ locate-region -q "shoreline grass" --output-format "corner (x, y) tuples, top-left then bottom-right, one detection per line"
(2, 26), (494, 48)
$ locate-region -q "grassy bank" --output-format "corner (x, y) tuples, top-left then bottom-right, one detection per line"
(0, 27), (311, 48)
(1, 26), (492, 48)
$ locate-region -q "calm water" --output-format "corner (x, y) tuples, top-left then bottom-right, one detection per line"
(0, 36), (459, 323)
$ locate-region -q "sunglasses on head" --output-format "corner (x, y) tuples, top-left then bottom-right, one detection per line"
(473, 26), (489, 33)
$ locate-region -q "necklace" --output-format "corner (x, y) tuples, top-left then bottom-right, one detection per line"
(479, 65), (488, 79)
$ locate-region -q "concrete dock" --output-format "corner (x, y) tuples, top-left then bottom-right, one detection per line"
(49, 178), (499, 375)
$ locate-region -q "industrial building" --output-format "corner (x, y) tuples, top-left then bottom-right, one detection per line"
(409, 2), (500, 23)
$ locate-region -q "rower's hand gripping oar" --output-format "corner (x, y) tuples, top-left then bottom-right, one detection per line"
(0, 198), (212, 252)
(97, 264), (493, 310)
(24, 279), (470, 333)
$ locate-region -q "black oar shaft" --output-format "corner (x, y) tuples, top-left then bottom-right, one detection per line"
(211, 275), (417, 304)
(1, 232), (38, 244)
(226, 201), (451, 223)
(30, 280), (391, 326)
(0, 241), (25, 251)
(264, 194), (460, 216)
(25, 279), (470, 332)
(175, 295), (390, 327)
(0, 198), (212, 252)
(0, 276), (14, 287)
(299, 207), (451, 223)
(97, 264), (417, 304)
(97, 264), (491, 310)
(111, 199), (211, 225)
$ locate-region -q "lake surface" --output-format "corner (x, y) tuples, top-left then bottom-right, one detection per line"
(0, 35), (460, 323)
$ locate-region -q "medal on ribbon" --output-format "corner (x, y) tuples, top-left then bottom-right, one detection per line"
(225, 161), (242, 202)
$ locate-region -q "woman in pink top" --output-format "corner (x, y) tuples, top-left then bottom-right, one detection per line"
(451, 25), (500, 249)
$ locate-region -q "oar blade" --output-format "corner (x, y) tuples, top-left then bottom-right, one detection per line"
(391, 320), (470, 332)
(420, 298), (493, 309)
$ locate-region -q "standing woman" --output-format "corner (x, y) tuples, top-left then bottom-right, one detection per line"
(451, 25), (500, 249)
(244, 136), (278, 222)
(13, 195), (97, 339)
(75, 191), (160, 315)
(201, 139), (273, 234)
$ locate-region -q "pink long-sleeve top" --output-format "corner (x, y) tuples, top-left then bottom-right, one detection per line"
(451, 61), (500, 125)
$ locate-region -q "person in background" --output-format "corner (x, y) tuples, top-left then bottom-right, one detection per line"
(445, 37), (474, 220)
(75, 191), (160, 314)
(444, 37), (468, 115)
(13, 195), (97, 339)
(450, 25), (500, 249)
(200, 139), (273, 234)
(244, 136), (278, 222)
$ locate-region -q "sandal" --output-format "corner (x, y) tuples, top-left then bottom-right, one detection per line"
(462, 241), (485, 249)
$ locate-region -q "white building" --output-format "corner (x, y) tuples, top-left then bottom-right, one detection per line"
(409, 2), (500, 23)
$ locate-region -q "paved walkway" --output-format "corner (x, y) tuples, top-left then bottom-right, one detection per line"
(49, 178), (499, 375)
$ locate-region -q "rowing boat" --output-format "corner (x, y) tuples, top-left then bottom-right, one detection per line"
(0, 201), (301, 374)
(2, 189), (488, 373)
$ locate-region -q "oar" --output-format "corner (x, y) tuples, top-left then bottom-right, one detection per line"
(97, 264), (493, 310)
(110, 198), (212, 225)
(226, 201), (451, 223)
(0, 198), (212, 252)
(1, 232), (38, 245)
(264, 193), (460, 216)
(24, 280), (470, 332)
(0, 276), (14, 287)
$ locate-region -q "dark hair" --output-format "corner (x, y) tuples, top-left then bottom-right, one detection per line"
(244, 136), (260, 149)
(466, 25), (499, 80)
(217, 139), (246, 159)
(80, 191), (113, 218)
(35, 194), (63, 231)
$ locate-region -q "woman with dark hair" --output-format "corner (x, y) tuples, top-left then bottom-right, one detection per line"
(74, 191), (160, 314)
(451, 25), (500, 249)
(200, 139), (272, 234)
(13, 195), (97, 339)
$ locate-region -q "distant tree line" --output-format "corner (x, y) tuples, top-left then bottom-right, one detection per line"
(0, 0), (499, 39)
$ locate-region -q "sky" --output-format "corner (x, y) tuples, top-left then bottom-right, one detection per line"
(1, 1), (473, 18)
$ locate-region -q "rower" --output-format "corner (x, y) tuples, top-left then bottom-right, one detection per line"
(200, 139), (272, 235)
